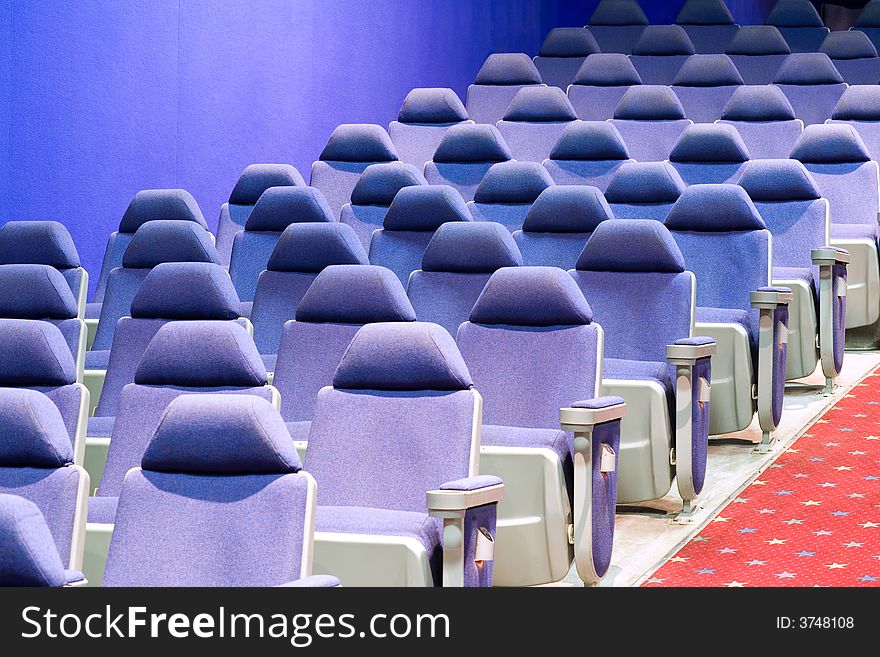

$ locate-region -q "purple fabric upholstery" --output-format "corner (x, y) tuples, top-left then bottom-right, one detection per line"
(725, 26), (791, 85)
(773, 54), (848, 127)
(534, 28), (600, 90)
(587, 418), (620, 578)
(821, 31), (880, 85)
(543, 121), (631, 191)
(129, 262), (239, 320)
(669, 123), (750, 186)
(0, 494), (68, 586)
(466, 53), (543, 125)
(829, 86), (880, 161)
(671, 54), (743, 123)
(677, 0), (739, 54)
(568, 54), (642, 120)
(606, 162), (686, 222)
(496, 87), (577, 163)
(629, 26), (695, 85)
(481, 425), (571, 465)
(771, 303), (789, 426)
(424, 124), (512, 202)
(609, 86), (692, 162)
(0, 389), (72, 467)
(718, 85), (803, 159)
(765, 0), (829, 53)
(390, 88), (470, 168)
(587, 0), (648, 54)
(468, 161), (554, 233)
(229, 187), (335, 303)
(0, 319), (76, 386)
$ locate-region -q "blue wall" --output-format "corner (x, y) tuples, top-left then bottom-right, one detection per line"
(1, 0), (774, 295)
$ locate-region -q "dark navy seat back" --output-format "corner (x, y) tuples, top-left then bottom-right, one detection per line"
(586, 0), (649, 55)
(853, 1), (880, 53)
(725, 25), (791, 85)
(676, 0), (739, 54)
(820, 31), (880, 85)
(765, 0), (830, 54)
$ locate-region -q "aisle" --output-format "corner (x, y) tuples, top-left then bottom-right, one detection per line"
(642, 369), (880, 587)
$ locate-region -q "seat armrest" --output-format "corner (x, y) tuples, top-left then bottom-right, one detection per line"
(276, 575), (341, 588)
(560, 396), (626, 432)
(427, 476), (504, 514)
(750, 286), (793, 308)
(811, 246), (850, 266)
(667, 336), (716, 364)
(751, 287), (791, 450)
(812, 247), (849, 391)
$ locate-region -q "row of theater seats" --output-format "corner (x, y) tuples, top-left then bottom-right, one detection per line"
(583, 0), (880, 56)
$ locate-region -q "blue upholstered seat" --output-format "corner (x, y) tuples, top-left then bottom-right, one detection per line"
(765, 0), (829, 54)
(466, 53), (544, 125)
(606, 161), (686, 222)
(773, 53), (848, 127)
(542, 121), (632, 191)
(467, 161), (554, 232)
(424, 123), (512, 202)
(828, 85), (880, 161)
(567, 54), (642, 121)
(676, 0), (740, 54)
(586, 0), (648, 55)
(671, 54), (743, 123)
(533, 28), (600, 90)
(609, 86), (694, 162)
(725, 25), (791, 85)
(820, 31), (880, 86)
(629, 26), (696, 85)
(853, 1), (880, 53)
(496, 87), (578, 163)
(717, 84), (804, 159)
(669, 123), (750, 186)
(389, 88), (472, 169)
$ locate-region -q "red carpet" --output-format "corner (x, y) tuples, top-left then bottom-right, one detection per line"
(643, 370), (880, 587)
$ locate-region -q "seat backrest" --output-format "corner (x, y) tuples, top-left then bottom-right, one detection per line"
(586, 0), (649, 55)
(0, 221), (86, 314)
(773, 53), (847, 127)
(672, 54), (744, 123)
(676, 0), (739, 54)
(0, 320), (84, 463)
(457, 266), (600, 429)
(669, 123), (751, 186)
(466, 53), (544, 125)
(0, 493), (68, 587)
(828, 84), (880, 161)
(853, 1), (880, 53)
(250, 223), (369, 356)
(609, 86), (694, 161)
(717, 84), (804, 159)
(765, 0), (830, 53)
(95, 262), (242, 418)
(790, 122), (880, 228)
(228, 186), (335, 303)
(0, 390), (86, 572)
(369, 186), (473, 286)
(568, 53), (642, 120)
(630, 25), (696, 85)
(543, 120), (633, 191)
(273, 264), (416, 424)
(738, 158), (827, 276)
(103, 394), (314, 587)
(424, 123), (512, 202)
(820, 31), (879, 85)
(496, 87), (578, 162)
(0, 264), (83, 369)
(306, 322), (480, 512)
(606, 161), (687, 221)
(217, 164), (305, 267)
(310, 124), (399, 218)
(408, 222), (522, 335)
(98, 321), (275, 500)
(389, 88), (472, 169)
(467, 161), (555, 232)
(572, 220), (694, 362)
(533, 28), (601, 90)
(92, 220), (220, 351)
(97, 189), (208, 301)
(665, 184), (771, 338)
(340, 162), (428, 251)
(514, 185), (614, 269)
(725, 25), (791, 84)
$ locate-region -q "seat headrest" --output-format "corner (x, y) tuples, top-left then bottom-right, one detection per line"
(228, 164), (306, 205)
(721, 84), (797, 121)
(142, 394), (301, 475)
(766, 0), (825, 28)
(244, 186), (334, 231)
(672, 54), (744, 86)
(0, 389), (73, 467)
(503, 86), (578, 122)
(576, 219), (686, 273)
(790, 123), (871, 164)
(350, 162), (427, 206)
(774, 53), (844, 85)
(589, 0), (649, 26)
(820, 30), (878, 60)
(605, 162), (686, 204)
(383, 186), (472, 231)
(0, 265), (77, 319)
(267, 223), (368, 273)
(431, 123), (512, 163)
(121, 221), (219, 269)
(130, 263), (241, 320)
(397, 88), (469, 124)
(738, 159), (822, 201)
(725, 25), (791, 55)
(0, 221), (80, 269)
(669, 123), (751, 163)
(856, 1), (880, 28)
(333, 322), (473, 391)
(522, 186), (613, 233)
(632, 25), (696, 56)
(665, 184), (766, 231)
(676, 0), (735, 25)
(118, 189), (207, 233)
(134, 321), (268, 387)
(470, 266), (592, 326)
(548, 121), (631, 161)
(0, 320), (76, 386)
(613, 85), (687, 120)
(540, 28), (601, 57)
(422, 222), (523, 273)
(473, 162), (554, 204)
(319, 124), (398, 163)
(830, 84), (880, 121)
(573, 53), (643, 86)
(295, 265), (416, 324)
(0, 494), (67, 587)
(473, 53), (542, 85)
